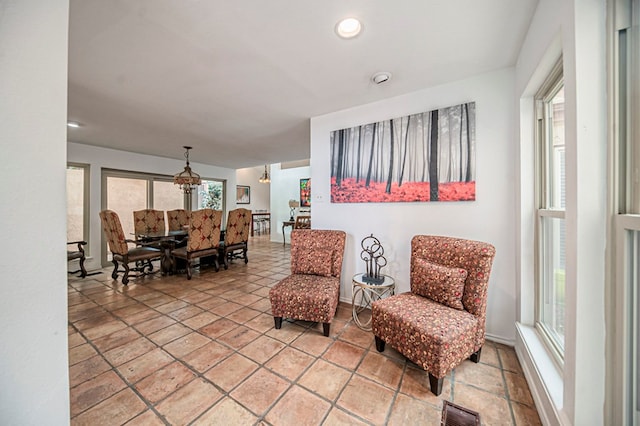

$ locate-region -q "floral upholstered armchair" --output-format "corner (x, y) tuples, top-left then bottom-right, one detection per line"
(269, 229), (346, 337)
(372, 235), (496, 396)
(171, 209), (222, 279)
(219, 208), (251, 269)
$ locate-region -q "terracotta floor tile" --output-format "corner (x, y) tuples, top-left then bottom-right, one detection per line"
(70, 370), (127, 417)
(162, 331), (211, 358)
(387, 393), (441, 426)
(266, 321), (307, 343)
(168, 304), (204, 321)
(323, 340), (366, 370)
(133, 315), (176, 335)
(91, 327), (141, 353)
(232, 292), (263, 306)
(117, 348), (174, 384)
(265, 384), (331, 425)
(454, 360), (506, 397)
(248, 297), (273, 312)
(192, 397), (258, 425)
(154, 299), (189, 314)
(81, 319), (129, 340)
(230, 368), (290, 416)
(122, 308), (161, 326)
(195, 295), (227, 310)
(183, 340), (233, 373)
(323, 407), (370, 425)
(511, 401), (542, 425)
(244, 312), (276, 333)
(337, 375), (395, 425)
(453, 383), (512, 425)
(204, 353), (258, 392)
(265, 346), (315, 381)
(480, 342), (501, 368)
(110, 303), (149, 319)
(155, 378), (223, 425)
(400, 365), (451, 404)
(71, 388), (146, 426)
(504, 370), (535, 406)
(199, 318), (239, 339)
(147, 323), (191, 345)
(291, 331), (333, 356)
(123, 409), (165, 426)
(298, 359), (352, 401)
(181, 311), (219, 329)
(217, 325), (261, 350)
(69, 355), (112, 388)
(143, 295), (177, 308)
(498, 346), (524, 374)
(69, 343), (98, 366)
(338, 322), (374, 349)
(103, 337), (156, 366)
(239, 334), (286, 364)
(135, 361), (197, 404)
(356, 351), (404, 389)
(227, 306), (262, 324)
(209, 301), (244, 316)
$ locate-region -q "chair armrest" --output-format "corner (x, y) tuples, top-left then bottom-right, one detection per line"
(67, 241), (87, 252)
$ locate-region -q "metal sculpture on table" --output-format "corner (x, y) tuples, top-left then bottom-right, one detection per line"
(360, 234), (387, 284)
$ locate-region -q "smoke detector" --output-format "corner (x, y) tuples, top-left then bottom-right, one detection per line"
(371, 72), (392, 85)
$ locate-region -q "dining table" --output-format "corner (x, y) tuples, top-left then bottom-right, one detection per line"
(134, 229), (188, 275)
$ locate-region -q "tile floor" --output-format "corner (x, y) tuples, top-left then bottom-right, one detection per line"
(68, 235), (541, 425)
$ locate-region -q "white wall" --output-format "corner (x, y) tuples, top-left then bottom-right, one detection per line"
(311, 69), (517, 344)
(514, 0), (607, 424)
(236, 166), (271, 212)
(67, 142), (237, 271)
(0, 1), (70, 423)
(269, 164), (312, 244)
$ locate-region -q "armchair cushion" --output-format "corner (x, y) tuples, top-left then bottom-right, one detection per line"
(411, 259), (467, 310)
(269, 274), (341, 324)
(290, 247), (333, 277)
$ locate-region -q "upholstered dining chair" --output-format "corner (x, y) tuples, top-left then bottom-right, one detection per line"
(171, 209), (222, 279)
(133, 209), (166, 237)
(371, 235), (496, 396)
(269, 229), (346, 336)
(99, 210), (162, 285)
(167, 209), (190, 231)
(67, 240), (87, 278)
(219, 208), (252, 269)
(294, 215), (311, 229)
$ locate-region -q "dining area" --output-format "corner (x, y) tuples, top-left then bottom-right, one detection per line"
(99, 207), (253, 285)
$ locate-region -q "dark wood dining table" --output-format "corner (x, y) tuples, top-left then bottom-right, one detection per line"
(134, 230), (188, 275)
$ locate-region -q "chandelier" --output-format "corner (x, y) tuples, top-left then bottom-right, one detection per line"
(258, 165), (271, 183)
(173, 146), (201, 194)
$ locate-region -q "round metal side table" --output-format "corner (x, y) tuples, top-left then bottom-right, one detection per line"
(351, 273), (395, 331)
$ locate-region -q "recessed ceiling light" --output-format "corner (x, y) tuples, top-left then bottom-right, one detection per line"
(67, 121), (81, 128)
(371, 72), (392, 84)
(335, 17), (362, 39)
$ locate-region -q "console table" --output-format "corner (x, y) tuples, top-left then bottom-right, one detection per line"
(282, 220), (295, 246)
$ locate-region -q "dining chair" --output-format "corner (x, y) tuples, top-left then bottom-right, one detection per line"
(133, 209), (166, 237)
(67, 240), (87, 278)
(219, 208), (252, 269)
(294, 215), (311, 229)
(167, 209), (190, 231)
(99, 210), (162, 285)
(171, 209), (222, 279)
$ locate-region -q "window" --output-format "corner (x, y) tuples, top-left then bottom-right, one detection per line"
(67, 163), (89, 251)
(612, 0), (640, 423)
(535, 60), (566, 362)
(197, 180), (225, 209)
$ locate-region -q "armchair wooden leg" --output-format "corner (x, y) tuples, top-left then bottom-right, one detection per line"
(428, 373), (443, 396)
(111, 260), (119, 279)
(186, 261), (192, 280)
(469, 347), (482, 363)
(122, 263), (131, 285)
(213, 258), (220, 272)
(322, 322), (330, 337)
(79, 256), (87, 278)
(274, 317), (283, 329)
(243, 248), (248, 264)
(375, 336), (386, 352)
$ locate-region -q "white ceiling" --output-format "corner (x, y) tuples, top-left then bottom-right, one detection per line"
(68, 0), (538, 169)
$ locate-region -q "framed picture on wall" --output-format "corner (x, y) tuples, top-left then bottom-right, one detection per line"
(300, 178), (311, 207)
(236, 185), (250, 204)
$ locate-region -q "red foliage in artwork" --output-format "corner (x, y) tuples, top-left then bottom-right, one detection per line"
(330, 178), (475, 203)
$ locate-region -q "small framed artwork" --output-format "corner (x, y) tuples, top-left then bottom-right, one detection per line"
(300, 178), (311, 207)
(236, 185), (250, 204)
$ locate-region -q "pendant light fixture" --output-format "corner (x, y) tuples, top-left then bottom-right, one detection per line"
(173, 146), (201, 194)
(258, 165), (271, 183)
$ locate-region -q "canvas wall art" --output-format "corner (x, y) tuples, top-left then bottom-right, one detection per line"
(236, 185), (250, 204)
(330, 102), (476, 203)
(300, 178), (311, 207)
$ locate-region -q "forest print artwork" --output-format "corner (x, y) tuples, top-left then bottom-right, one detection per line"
(330, 102), (476, 203)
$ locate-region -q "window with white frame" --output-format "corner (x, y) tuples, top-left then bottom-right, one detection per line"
(535, 59), (566, 363)
(612, 0), (640, 423)
(67, 163), (89, 251)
